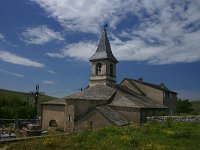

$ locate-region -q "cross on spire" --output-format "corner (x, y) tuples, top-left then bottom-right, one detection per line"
(104, 23), (108, 29)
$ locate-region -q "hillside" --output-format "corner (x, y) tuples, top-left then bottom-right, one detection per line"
(0, 88), (57, 119)
(0, 88), (56, 104)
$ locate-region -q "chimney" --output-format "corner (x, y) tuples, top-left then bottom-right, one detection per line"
(160, 83), (165, 88)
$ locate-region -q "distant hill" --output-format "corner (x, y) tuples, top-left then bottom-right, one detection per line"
(0, 88), (56, 104)
(191, 101), (200, 113)
(0, 89), (57, 119)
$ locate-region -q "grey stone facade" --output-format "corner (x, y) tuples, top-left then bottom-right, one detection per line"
(90, 60), (117, 87)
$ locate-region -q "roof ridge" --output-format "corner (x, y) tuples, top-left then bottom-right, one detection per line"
(125, 78), (177, 94)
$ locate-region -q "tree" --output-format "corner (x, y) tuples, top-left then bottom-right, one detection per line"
(0, 95), (37, 119)
(176, 99), (193, 113)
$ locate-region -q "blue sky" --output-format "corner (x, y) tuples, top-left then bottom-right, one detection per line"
(0, 0), (200, 100)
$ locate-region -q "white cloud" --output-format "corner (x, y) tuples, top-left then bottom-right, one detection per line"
(46, 28), (200, 64)
(47, 41), (96, 61)
(21, 25), (64, 45)
(0, 33), (6, 42)
(47, 70), (55, 74)
(31, 0), (136, 33)
(112, 30), (200, 64)
(43, 80), (55, 84)
(124, 0), (200, 64)
(46, 52), (65, 58)
(0, 50), (45, 67)
(0, 69), (24, 77)
(35, 0), (200, 64)
(0, 33), (5, 39)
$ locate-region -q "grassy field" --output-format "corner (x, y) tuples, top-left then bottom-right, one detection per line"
(191, 101), (200, 113)
(2, 122), (200, 150)
(0, 88), (56, 104)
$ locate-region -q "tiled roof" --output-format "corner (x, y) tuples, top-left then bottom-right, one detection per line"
(89, 28), (118, 63)
(65, 85), (117, 101)
(96, 106), (128, 126)
(109, 85), (167, 109)
(65, 83), (167, 109)
(125, 78), (177, 94)
(42, 99), (66, 105)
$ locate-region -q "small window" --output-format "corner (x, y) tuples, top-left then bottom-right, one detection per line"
(68, 116), (71, 122)
(110, 64), (113, 76)
(96, 63), (102, 75)
(49, 120), (58, 127)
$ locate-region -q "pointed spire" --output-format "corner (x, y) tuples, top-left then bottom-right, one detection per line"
(89, 28), (118, 63)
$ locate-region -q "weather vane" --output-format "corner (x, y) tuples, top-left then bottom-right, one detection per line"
(104, 23), (108, 28)
(101, 23), (108, 31)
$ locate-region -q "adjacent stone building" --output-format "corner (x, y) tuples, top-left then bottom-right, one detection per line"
(41, 28), (177, 132)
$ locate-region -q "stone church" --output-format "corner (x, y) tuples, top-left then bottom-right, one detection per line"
(41, 28), (177, 132)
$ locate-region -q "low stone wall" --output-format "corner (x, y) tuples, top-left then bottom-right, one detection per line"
(0, 119), (40, 129)
(147, 115), (200, 122)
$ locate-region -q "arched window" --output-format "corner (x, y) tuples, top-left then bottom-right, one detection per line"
(49, 120), (58, 127)
(96, 63), (102, 75)
(110, 64), (114, 76)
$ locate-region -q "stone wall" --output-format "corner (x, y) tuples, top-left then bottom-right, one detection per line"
(147, 115), (200, 122)
(74, 110), (113, 132)
(121, 79), (177, 114)
(163, 93), (177, 114)
(89, 60), (116, 87)
(121, 80), (164, 104)
(42, 105), (65, 131)
(66, 100), (107, 121)
(133, 81), (164, 104)
(111, 106), (141, 123)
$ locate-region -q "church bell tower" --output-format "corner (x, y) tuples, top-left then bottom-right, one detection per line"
(89, 28), (118, 87)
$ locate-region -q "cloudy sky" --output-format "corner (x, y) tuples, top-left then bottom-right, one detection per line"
(0, 0), (200, 100)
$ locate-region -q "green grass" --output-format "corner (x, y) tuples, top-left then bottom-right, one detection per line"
(2, 122), (200, 150)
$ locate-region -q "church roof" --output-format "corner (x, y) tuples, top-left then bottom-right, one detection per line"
(65, 85), (117, 101)
(109, 91), (167, 109)
(124, 78), (177, 94)
(96, 106), (128, 126)
(65, 84), (166, 109)
(42, 99), (66, 105)
(109, 85), (167, 109)
(89, 28), (118, 63)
